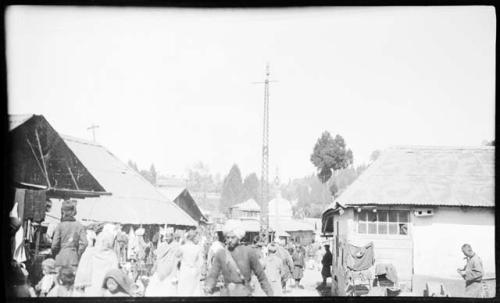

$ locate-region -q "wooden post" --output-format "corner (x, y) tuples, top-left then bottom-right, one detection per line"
(35, 130), (51, 188)
(26, 138), (46, 178)
(66, 162), (80, 190)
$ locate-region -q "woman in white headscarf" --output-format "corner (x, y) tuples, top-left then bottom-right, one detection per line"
(74, 223), (119, 296)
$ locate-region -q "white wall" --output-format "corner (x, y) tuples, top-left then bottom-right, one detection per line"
(344, 209), (414, 285)
(413, 207), (495, 279)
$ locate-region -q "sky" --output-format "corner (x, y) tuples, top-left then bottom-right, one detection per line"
(6, 6), (496, 182)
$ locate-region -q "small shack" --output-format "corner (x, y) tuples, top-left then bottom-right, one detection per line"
(157, 187), (208, 225)
(321, 146), (495, 297)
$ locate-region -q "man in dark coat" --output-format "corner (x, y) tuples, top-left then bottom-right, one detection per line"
(321, 244), (333, 287)
(51, 200), (88, 272)
(204, 221), (273, 296)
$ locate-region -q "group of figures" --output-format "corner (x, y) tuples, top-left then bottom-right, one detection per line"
(8, 199), (333, 297)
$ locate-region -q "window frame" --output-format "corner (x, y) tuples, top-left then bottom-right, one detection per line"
(356, 208), (410, 236)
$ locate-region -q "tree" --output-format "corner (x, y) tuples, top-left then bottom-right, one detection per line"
(127, 160), (139, 172)
(329, 182), (339, 198)
(139, 169), (154, 184)
(219, 164), (244, 212)
(370, 150), (381, 163)
(242, 173), (260, 202)
(310, 131), (353, 183)
(149, 164), (157, 186)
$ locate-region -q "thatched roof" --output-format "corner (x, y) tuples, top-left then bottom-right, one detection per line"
(331, 146), (494, 209)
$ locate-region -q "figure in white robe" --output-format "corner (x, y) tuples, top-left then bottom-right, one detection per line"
(144, 228), (181, 297)
(176, 230), (203, 296)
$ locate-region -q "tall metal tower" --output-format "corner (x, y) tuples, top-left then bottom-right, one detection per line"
(254, 64), (276, 244)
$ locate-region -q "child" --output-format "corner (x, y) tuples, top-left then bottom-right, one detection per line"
(47, 266), (75, 297)
(35, 258), (57, 297)
(102, 268), (133, 297)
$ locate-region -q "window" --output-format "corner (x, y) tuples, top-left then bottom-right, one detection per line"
(357, 210), (409, 235)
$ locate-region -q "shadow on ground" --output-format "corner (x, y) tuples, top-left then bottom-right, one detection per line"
(315, 282), (332, 296)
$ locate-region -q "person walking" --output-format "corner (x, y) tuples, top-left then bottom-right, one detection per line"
(51, 200), (88, 272)
(204, 220), (273, 296)
(263, 243), (283, 296)
(457, 244), (485, 298)
(292, 245), (306, 289)
(321, 245), (333, 287)
(144, 228), (181, 296)
(177, 229), (204, 296)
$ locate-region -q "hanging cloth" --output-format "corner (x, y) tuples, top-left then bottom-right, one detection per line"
(346, 241), (375, 271)
(11, 202), (27, 263)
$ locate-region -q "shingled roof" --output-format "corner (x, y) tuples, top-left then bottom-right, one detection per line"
(332, 146), (494, 208)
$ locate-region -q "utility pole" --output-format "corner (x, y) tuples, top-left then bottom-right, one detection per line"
(253, 63), (277, 244)
(87, 124), (99, 143)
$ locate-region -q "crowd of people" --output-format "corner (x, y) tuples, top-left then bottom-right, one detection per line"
(8, 199), (333, 297)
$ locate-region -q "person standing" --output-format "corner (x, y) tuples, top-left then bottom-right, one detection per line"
(144, 228), (181, 296)
(275, 243), (294, 293)
(74, 224), (119, 296)
(292, 245), (306, 289)
(177, 229), (204, 296)
(114, 225), (128, 264)
(321, 245), (333, 287)
(263, 244), (283, 296)
(207, 232), (225, 268)
(457, 244), (485, 298)
(204, 221), (273, 296)
(51, 200), (88, 272)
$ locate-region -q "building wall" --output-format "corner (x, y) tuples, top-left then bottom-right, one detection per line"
(288, 230), (315, 246)
(328, 206), (496, 296)
(412, 206), (495, 280)
(330, 207), (414, 293)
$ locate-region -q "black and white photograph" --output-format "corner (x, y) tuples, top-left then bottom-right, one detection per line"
(3, 4), (496, 299)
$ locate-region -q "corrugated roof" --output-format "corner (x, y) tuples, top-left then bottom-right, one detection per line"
(9, 114), (34, 131)
(45, 135), (196, 226)
(231, 199), (261, 212)
(333, 146), (494, 208)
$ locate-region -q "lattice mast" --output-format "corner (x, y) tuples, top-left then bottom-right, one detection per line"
(260, 64), (272, 243)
